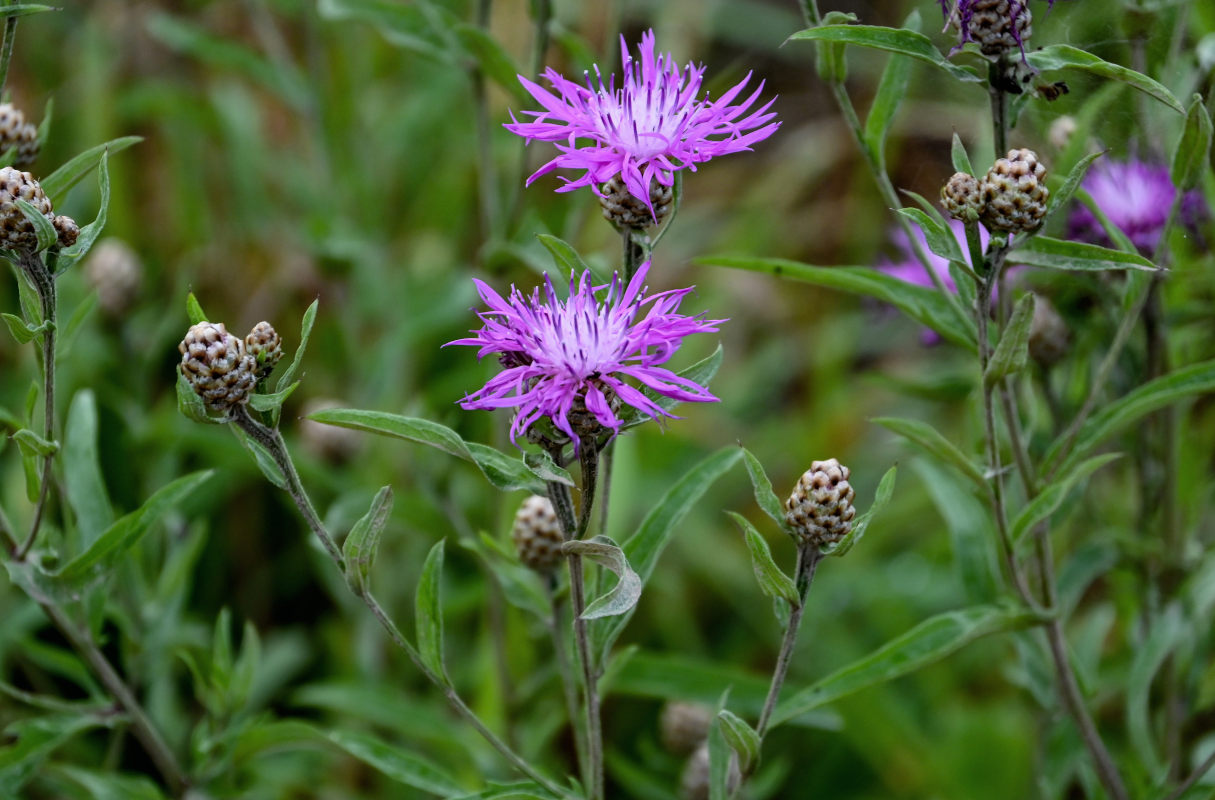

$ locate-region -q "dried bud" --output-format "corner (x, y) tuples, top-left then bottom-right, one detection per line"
(1028, 297), (1069, 367)
(245, 321), (283, 381)
(511, 495), (564, 572)
(0, 167), (54, 252)
(660, 702), (714, 756)
(680, 743), (740, 800)
(785, 458), (856, 548)
(0, 103), (40, 169)
(941, 172), (984, 223)
(598, 175), (673, 230)
(981, 148), (1049, 234)
(179, 321), (257, 413)
(84, 238), (143, 316)
(53, 215), (78, 248)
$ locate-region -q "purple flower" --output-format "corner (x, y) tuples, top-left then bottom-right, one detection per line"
(504, 30), (780, 218)
(1068, 158), (1207, 255)
(447, 262), (723, 446)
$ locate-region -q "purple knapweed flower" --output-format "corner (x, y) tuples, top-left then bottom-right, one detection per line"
(1068, 158), (1207, 255)
(447, 262), (723, 446)
(504, 30), (780, 218)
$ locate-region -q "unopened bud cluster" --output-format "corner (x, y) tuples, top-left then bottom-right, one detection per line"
(246, 321), (283, 381)
(0, 167), (76, 252)
(179, 320), (283, 414)
(940, 149), (1050, 235)
(598, 175), (673, 229)
(0, 103), (40, 170)
(511, 495), (565, 572)
(785, 458), (856, 548)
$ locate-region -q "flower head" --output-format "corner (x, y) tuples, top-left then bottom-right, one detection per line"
(504, 30), (780, 219)
(1068, 158), (1207, 255)
(448, 262), (723, 445)
(940, 0), (1059, 56)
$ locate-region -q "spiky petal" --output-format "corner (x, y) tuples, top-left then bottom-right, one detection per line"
(504, 30), (780, 219)
(447, 262), (723, 445)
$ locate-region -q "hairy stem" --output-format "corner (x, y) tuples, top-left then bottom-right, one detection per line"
(756, 546), (820, 738)
(572, 444), (604, 800)
(233, 408), (568, 797)
(546, 576), (590, 784)
(15, 254), (55, 560)
(0, 3), (17, 100)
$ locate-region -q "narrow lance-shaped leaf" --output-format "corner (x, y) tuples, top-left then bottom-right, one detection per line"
(41, 136), (141, 206)
(63, 390), (114, 547)
(453, 23), (529, 102)
(326, 728), (464, 797)
(873, 417), (986, 490)
(415, 539), (447, 681)
(1010, 236), (1157, 272)
(185, 292), (208, 325)
(274, 298), (318, 397)
(1126, 605), (1184, 779)
(1171, 93), (1213, 191)
(951, 132), (974, 177)
(619, 344), (724, 428)
(15, 199), (58, 252)
(343, 486), (394, 594)
(717, 709), (760, 773)
(56, 150), (112, 270)
(536, 233), (596, 282)
(788, 24), (982, 83)
(564, 536), (642, 620)
(1027, 45), (1184, 114)
(863, 10), (918, 165)
(985, 293), (1035, 386)
(740, 446), (788, 533)
(1046, 151), (1104, 220)
(898, 207), (966, 265)
(1, 313), (48, 345)
(729, 512), (799, 605)
(771, 605), (1039, 728)
(821, 465), (896, 558)
(1011, 453), (1121, 545)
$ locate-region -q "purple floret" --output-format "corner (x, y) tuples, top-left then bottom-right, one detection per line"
(1068, 158), (1207, 255)
(447, 262), (723, 447)
(504, 30), (780, 219)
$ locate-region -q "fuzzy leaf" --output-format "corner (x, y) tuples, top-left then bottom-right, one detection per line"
(873, 417), (985, 490)
(326, 728), (463, 796)
(15, 200), (57, 252)
(788, 24), (981, 83)
(898, 207), (965, 265)
(863, 11), (918, 164)
(821, 465), (895, 558)
(564, 536), (642, 620)
(1171, 93), (1213, 191)
(40, 137), (141, 207)
(55, 150), (112, 270)
(342, 486), (393, 595)
(1027, 45), (1184, 114)
(1010, 236), (1157, 272)
(984, 293), (1035, 386)
(717, 710), (761, 772)
(63, 390), (114, 548)
(415, 539), (448, 680)
(951, 133), (974, 177)
(274, 299), (317, 396)
(1011, 453), (1121, 544)
(1045, 151), (1105, 220)
(740, 446), (788, 533)
(729, 512), (798, 605)
(185, 292), (208, 325)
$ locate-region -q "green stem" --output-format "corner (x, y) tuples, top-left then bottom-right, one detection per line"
(546, 576), (590, 786)
(0, 3), (18, 101)
(756, 545), (819, 738)
(471, 0), (499, 243)
(232, 408), (569, 797)
(15, 253), (55, 561)
(1165, 748), (1215, 800)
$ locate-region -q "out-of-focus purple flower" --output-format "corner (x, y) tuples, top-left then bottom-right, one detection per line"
(447, 262), (722, 446)
(1068, 158), (1207, 255)
(504, 30), (780, 219)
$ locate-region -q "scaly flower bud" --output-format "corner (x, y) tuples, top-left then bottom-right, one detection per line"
(598, 175), (674, 230)
(0, 167), (55, 252)
(511, 495), (565, 572)
(245, 321), (283, 381)
(981, 148), (1049, 233)
(0, 103), (40, 169)
(941, 172), (984, 223)
(785, 458), (856, 548)
(179, 322), (257, 413)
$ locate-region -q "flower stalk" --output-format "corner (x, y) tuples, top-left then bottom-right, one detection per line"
(756, 545), (820, 738)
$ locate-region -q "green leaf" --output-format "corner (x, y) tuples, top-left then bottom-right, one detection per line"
(316, 0), (458, 61)
(897, 207), (966, 265)
(185, 292), (208, 325)
(0, 714), (104, 793)
(1, 313), (47, 345)
(307, 408), (550, 493)
(447, 783), (560, 800)
(863, 11), (918, 164)
(63, 390), (114, 548)
(821, 465), (896, 558)
(342, 486), (393, 595)
(15, 199), (58, 252)
(54, 471), (213, 583)
(771, 605), (1038, 728)
(326, 728), (464, 796)
(536, 233), (601, 282)
(247, 381), (299, 414)
(913, 459), (999, 602)
(231, 424), (286, 489)
(12, 428), (57, 458)
(453, 23), (528, 102)
(1044, 360), (1215, 476)
(44, 764), (168, 800)
(984, 293), (1035, 387)
(717, 710), (760, 772)
(950, 132), (974, 177)
(274, 299), (317, 394)
(619, 344), (725, 429)
(0, 5), (56, 19)
(788, 24), (981, 83)
(1027, 45), (1184, 114)
(1046, 151), (1105, 220)
(1011, 453), (1121, 544)
(175, 369), (218, 425)
(873, 417), (985, 490)
(1171, 94), (1213, 191)
(594, 447), (743, 661)
(415, 539), (447, 680)
(729, 512), (798, 605)
(40, 137), (141, 207)
(564, 535), (643, 620)
(1010, 236), (1157, 272)
(55, 150), (112, 270)
(739, 447), (789, 534)
(1126, 605), (1184, 778)
(698, 256), (975, 349)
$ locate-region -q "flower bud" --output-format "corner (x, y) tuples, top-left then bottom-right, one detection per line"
(245, 321), (283, 381)
(1028, 296), (1069, 367)
(680, 743), (740, 800)
(53, 215), (78, 248)
(660, 702), (714, 756)
(981, 148), (1050, 233)
(956, 0), (1032, 57)
(179, 321), (257, 413)
(598, 176), (673, 230)
(941, 172), (984, 223)
(0, 167), (54, 252)
(785, 458), (856, 548)
(511, 495), (564, 572)
(84, 238), (142, 316)
(0, 103), (40, 170)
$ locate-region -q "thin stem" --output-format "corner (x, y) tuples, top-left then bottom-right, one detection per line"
(39, 600), (187, 794)
(756, 546), (819, 738)
(988, 59), (1008, 157)
(232, 408), (568, 797)
(471, 0), (499, 244)
(570, 443), (604, 800)
(16, 254), (55, 561)
(546, 576), (590, 786)
(0, 4), (18, 100)
(1165, 748), (1215, 800)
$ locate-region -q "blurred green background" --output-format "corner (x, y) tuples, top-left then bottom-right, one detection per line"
(1, 1), (1213, 797)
